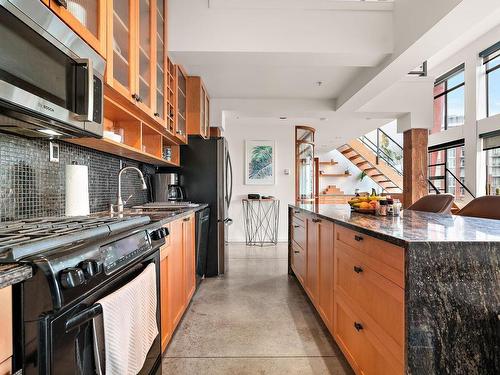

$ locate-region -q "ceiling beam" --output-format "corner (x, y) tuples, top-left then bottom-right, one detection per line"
(208, 0), (394, 11)
(169, 0), (393, 54)
(336, 0), (500, 112)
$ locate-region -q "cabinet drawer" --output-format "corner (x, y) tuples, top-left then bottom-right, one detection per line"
(291, 209), (306, 223)
(335, 226), (404, 288)
(334, 296), (402, 375)
(335, 243), (404, 360)
(291, 220), (306, 250)
(291, 243), (306, 285)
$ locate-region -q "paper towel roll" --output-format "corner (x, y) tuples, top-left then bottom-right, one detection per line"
(65, 164), (90, 216)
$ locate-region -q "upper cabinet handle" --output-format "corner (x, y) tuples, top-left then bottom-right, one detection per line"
(354, 235), (363, 242)
(293, 225), (300, 228)
(55, 0), (68, 8)
(183, 217), (190, 222)
(312, 218), (321, 223)
(294, 210), (300, 214)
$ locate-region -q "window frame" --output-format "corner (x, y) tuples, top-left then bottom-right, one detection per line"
(428, 141), (466, 196)
(481, 42), (500, 117)
(433, 64), (466, 131)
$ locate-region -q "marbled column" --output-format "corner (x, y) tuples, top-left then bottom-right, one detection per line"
(406, 241), (500, 374)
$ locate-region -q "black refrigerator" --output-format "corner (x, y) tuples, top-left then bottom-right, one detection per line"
(178, 135), (233, 277)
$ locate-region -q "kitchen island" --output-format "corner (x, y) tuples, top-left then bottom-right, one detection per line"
(289, 203), (499, 375)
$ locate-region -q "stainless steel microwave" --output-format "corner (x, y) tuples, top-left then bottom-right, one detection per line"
(0, 0), (106, 138)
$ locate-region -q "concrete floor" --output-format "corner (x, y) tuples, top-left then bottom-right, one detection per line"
(162, 243), (353, 375)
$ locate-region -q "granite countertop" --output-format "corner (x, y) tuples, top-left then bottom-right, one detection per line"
(291, 203), (500, 247)
(0, 264), (32, 289)
(0, 204), (209, 288)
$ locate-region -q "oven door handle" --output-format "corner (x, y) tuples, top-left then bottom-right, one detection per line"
(74, 58), (94, 122)
(65, 303), (103, 333)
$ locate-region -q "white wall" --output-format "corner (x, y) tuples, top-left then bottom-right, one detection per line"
(224, 119), (295, 242)
(318, 150), (380, 195)
(428, 24), (500, 196)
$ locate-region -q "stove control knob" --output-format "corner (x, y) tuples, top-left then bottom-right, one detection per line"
(80, 260), (101, 279)
(151, 227), (169, 241)
(60, 268), (85, 289)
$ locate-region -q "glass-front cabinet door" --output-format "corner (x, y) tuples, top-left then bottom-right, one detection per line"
(154, 0), (167, 124)
(175, 66), (187, 143)
(107, 0), (134, 99)
(295, 126), (316, 203)
(297, 142), (315, 201)
(136, 0), (155, 116)
(50, 0), (107, 57)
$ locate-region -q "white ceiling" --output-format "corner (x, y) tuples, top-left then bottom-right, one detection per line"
(170, 0), (500, 151)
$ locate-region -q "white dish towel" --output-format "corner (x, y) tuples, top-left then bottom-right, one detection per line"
(94, 263), (158, 375)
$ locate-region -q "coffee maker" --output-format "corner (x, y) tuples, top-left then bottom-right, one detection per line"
(153, 173), (185, 202)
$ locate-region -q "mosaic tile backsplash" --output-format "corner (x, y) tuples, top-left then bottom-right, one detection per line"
(0, 133), (155, 222)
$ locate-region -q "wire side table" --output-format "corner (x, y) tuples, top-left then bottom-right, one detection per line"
(242, 198), (280, 246)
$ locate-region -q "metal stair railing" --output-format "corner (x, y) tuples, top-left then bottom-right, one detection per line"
(359, 128), (403, 176)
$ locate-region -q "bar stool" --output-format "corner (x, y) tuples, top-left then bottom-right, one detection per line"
(456, 196), (500, 220)
(406, 194), (454, 214)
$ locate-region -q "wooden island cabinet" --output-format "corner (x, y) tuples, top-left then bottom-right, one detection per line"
(159, 214), (196, 352)
(289, 207), (404, 375)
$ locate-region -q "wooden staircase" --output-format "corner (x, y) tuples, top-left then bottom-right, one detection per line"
(338, 139), (403, 193)
(322, 185), (345, 195)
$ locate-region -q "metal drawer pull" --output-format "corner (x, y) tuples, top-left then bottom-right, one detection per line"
(293, 225), (300, 228)
(354, 322), (364, 331)
(353, 266), (363, 274)
(294, 250), (300, 254)
(183, 217), (190, 222)
(312, 218), (321, 223)
(354, 235), (363, 242)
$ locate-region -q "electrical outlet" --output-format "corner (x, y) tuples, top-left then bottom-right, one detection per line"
(49, 142), (59, 163)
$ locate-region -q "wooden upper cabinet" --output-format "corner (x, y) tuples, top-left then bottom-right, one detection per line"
(174, 65), (188, 144)
(154, 0), (168, 126)
(136, 0), (155, 117)
(187, 77), (210, 139)
(50, 0), (107, 57)
(106, 0), (135, 100)
(166, 57), (176, 135)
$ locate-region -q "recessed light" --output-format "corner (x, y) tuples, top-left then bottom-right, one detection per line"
(37, 129), (62, 136)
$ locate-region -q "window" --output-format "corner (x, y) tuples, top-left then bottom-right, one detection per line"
(481, 42), (500, 117)
(428, 143), (466, 199)
(432, 65), (465, 134)
(483, 133), (500, 195)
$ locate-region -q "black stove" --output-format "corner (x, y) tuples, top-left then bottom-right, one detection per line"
(5, 215), (167, 375)
(0, 215), (151, 262)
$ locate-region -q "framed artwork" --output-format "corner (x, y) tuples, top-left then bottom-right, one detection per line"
(245, 140), (276, 185)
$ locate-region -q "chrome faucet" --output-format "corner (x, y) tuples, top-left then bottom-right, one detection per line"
(117, 167), (147, 214)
